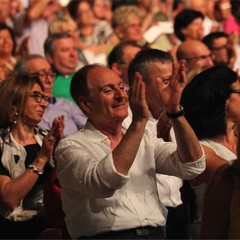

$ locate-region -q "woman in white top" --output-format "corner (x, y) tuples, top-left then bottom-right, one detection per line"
(180, 65), (240, 239)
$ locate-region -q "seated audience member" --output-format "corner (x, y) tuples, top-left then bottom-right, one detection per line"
(44, 32), (78, 103)
(182, 0), (220, 35)
(111, 5), (145, 45)
(13, 0), (62, 56)
(214, 0), (240, 35)
(55, 63), (206, 239)
(201, 125), (240, 239)
(180, 65), (240, 239)
(67, 0), (118, 65)
(111, 5), (172, 52)
(108, 40), (143, 91)
(48, 15), (89, 69)
(0, 74), (64, 239)
(91, 0), (113, 23)
(0, 0), (23, 27)
(0, 23), (17, 82)
(176, 39), (213, 71)
(135, 0), (175, 51)
(202, 31), (238, 70)
(174, 9), (204, 43)
(127, 49), (194, 239)
(14, 54), (87, 137)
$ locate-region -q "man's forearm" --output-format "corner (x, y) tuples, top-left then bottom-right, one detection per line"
(113, 119), (148, 175)
(171, 116), (204, 162)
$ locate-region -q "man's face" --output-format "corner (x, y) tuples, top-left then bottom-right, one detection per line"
(145, 61), (173, 112)
(27, 58), (54, 97)
(85, 66), (129, 125)
(185, 44), (213, 70)
(118, 45), (141, 87)
(48, 37), (78, 75)
(211, 37), (229, 66)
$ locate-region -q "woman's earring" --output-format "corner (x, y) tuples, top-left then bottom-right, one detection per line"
(11, 109), (18, 124)
(118, 33), (123, 39)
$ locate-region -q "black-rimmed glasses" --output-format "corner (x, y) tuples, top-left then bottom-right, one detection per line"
(30, 70), (56, 80)
(29, 91), (50, 104)
(185, 54), (212, 61)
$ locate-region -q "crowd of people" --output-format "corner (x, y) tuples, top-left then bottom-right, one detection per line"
(0, 0), (240, 239)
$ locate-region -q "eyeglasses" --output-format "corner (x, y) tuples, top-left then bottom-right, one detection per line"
(30, 70), (56, 80)
(231, 89), (240, 95)
(185, 54), (212, 61)
(210, 45), (228, 51)
(29, 91), (50, 104)
(127, 23), (142, 29)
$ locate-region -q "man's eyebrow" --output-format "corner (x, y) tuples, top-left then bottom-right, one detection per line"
(99, 81), (124, 89)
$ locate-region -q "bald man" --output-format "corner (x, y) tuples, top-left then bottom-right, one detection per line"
(176, 39), (213, 71)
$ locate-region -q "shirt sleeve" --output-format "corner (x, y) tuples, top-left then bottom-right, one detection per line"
(55, 138), (129, 199)
(154, 138), (206, 179)
(0, 148), (10, 176)
(68, 101), (87, 130)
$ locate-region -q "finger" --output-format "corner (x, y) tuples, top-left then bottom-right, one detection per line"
(130, 72), (142, 99)
(139, 80), (146, 101)
(179, 60), (187, 83)
(171, 62), (179, 83)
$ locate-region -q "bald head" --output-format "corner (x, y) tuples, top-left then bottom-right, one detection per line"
(177, 40), (213, 70)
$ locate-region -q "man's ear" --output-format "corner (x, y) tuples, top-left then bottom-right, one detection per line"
(79, 96), (91, 113)
(111, 63), (122, 76)
(45, 53), (53, 64)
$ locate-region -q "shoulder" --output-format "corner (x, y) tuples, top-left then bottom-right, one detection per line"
(208, 164), (234, 191)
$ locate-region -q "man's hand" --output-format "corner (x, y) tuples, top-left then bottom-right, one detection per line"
(155, 60), (187, 113)
(129, 72), (150, 122)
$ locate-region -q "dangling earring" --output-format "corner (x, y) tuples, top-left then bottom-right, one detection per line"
(11, 109), (18, 124)
(118, 32), (123, 39)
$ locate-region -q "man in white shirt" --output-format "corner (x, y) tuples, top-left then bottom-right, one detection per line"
(55, 64), (205, 239)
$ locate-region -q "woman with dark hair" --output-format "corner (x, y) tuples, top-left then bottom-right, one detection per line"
(67, 0), (118, 57)
(174, 9), (204, 42)
(201, 125), (240, 239)
(0, 23), (16, 82)
(0, 74), (64, 238)
(180, 65), (240, 238)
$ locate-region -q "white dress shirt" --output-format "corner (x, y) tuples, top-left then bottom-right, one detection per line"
(124, 114), (183, 207)
(55, 120), (205, 238)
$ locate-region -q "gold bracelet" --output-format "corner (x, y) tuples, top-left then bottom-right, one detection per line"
(28, 164), (44, 175)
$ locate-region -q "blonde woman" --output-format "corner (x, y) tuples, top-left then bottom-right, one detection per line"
(0, 75), (64, 238)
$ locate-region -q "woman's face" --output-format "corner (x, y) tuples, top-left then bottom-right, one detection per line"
(0, 29), (14, 56)
(76, 1), (95, 27)
(181, 17), (204, 41)
(121, 16), (143, 42)
(21, 83), (48, 126)
(226, 79), (240, 124)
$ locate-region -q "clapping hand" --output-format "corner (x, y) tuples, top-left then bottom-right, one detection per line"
(155, 60), (187, 113)
(129, 72), (150, 122)
(40, 115), (65, 161)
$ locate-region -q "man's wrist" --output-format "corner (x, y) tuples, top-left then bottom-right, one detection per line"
(166, 105), (185, 119)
